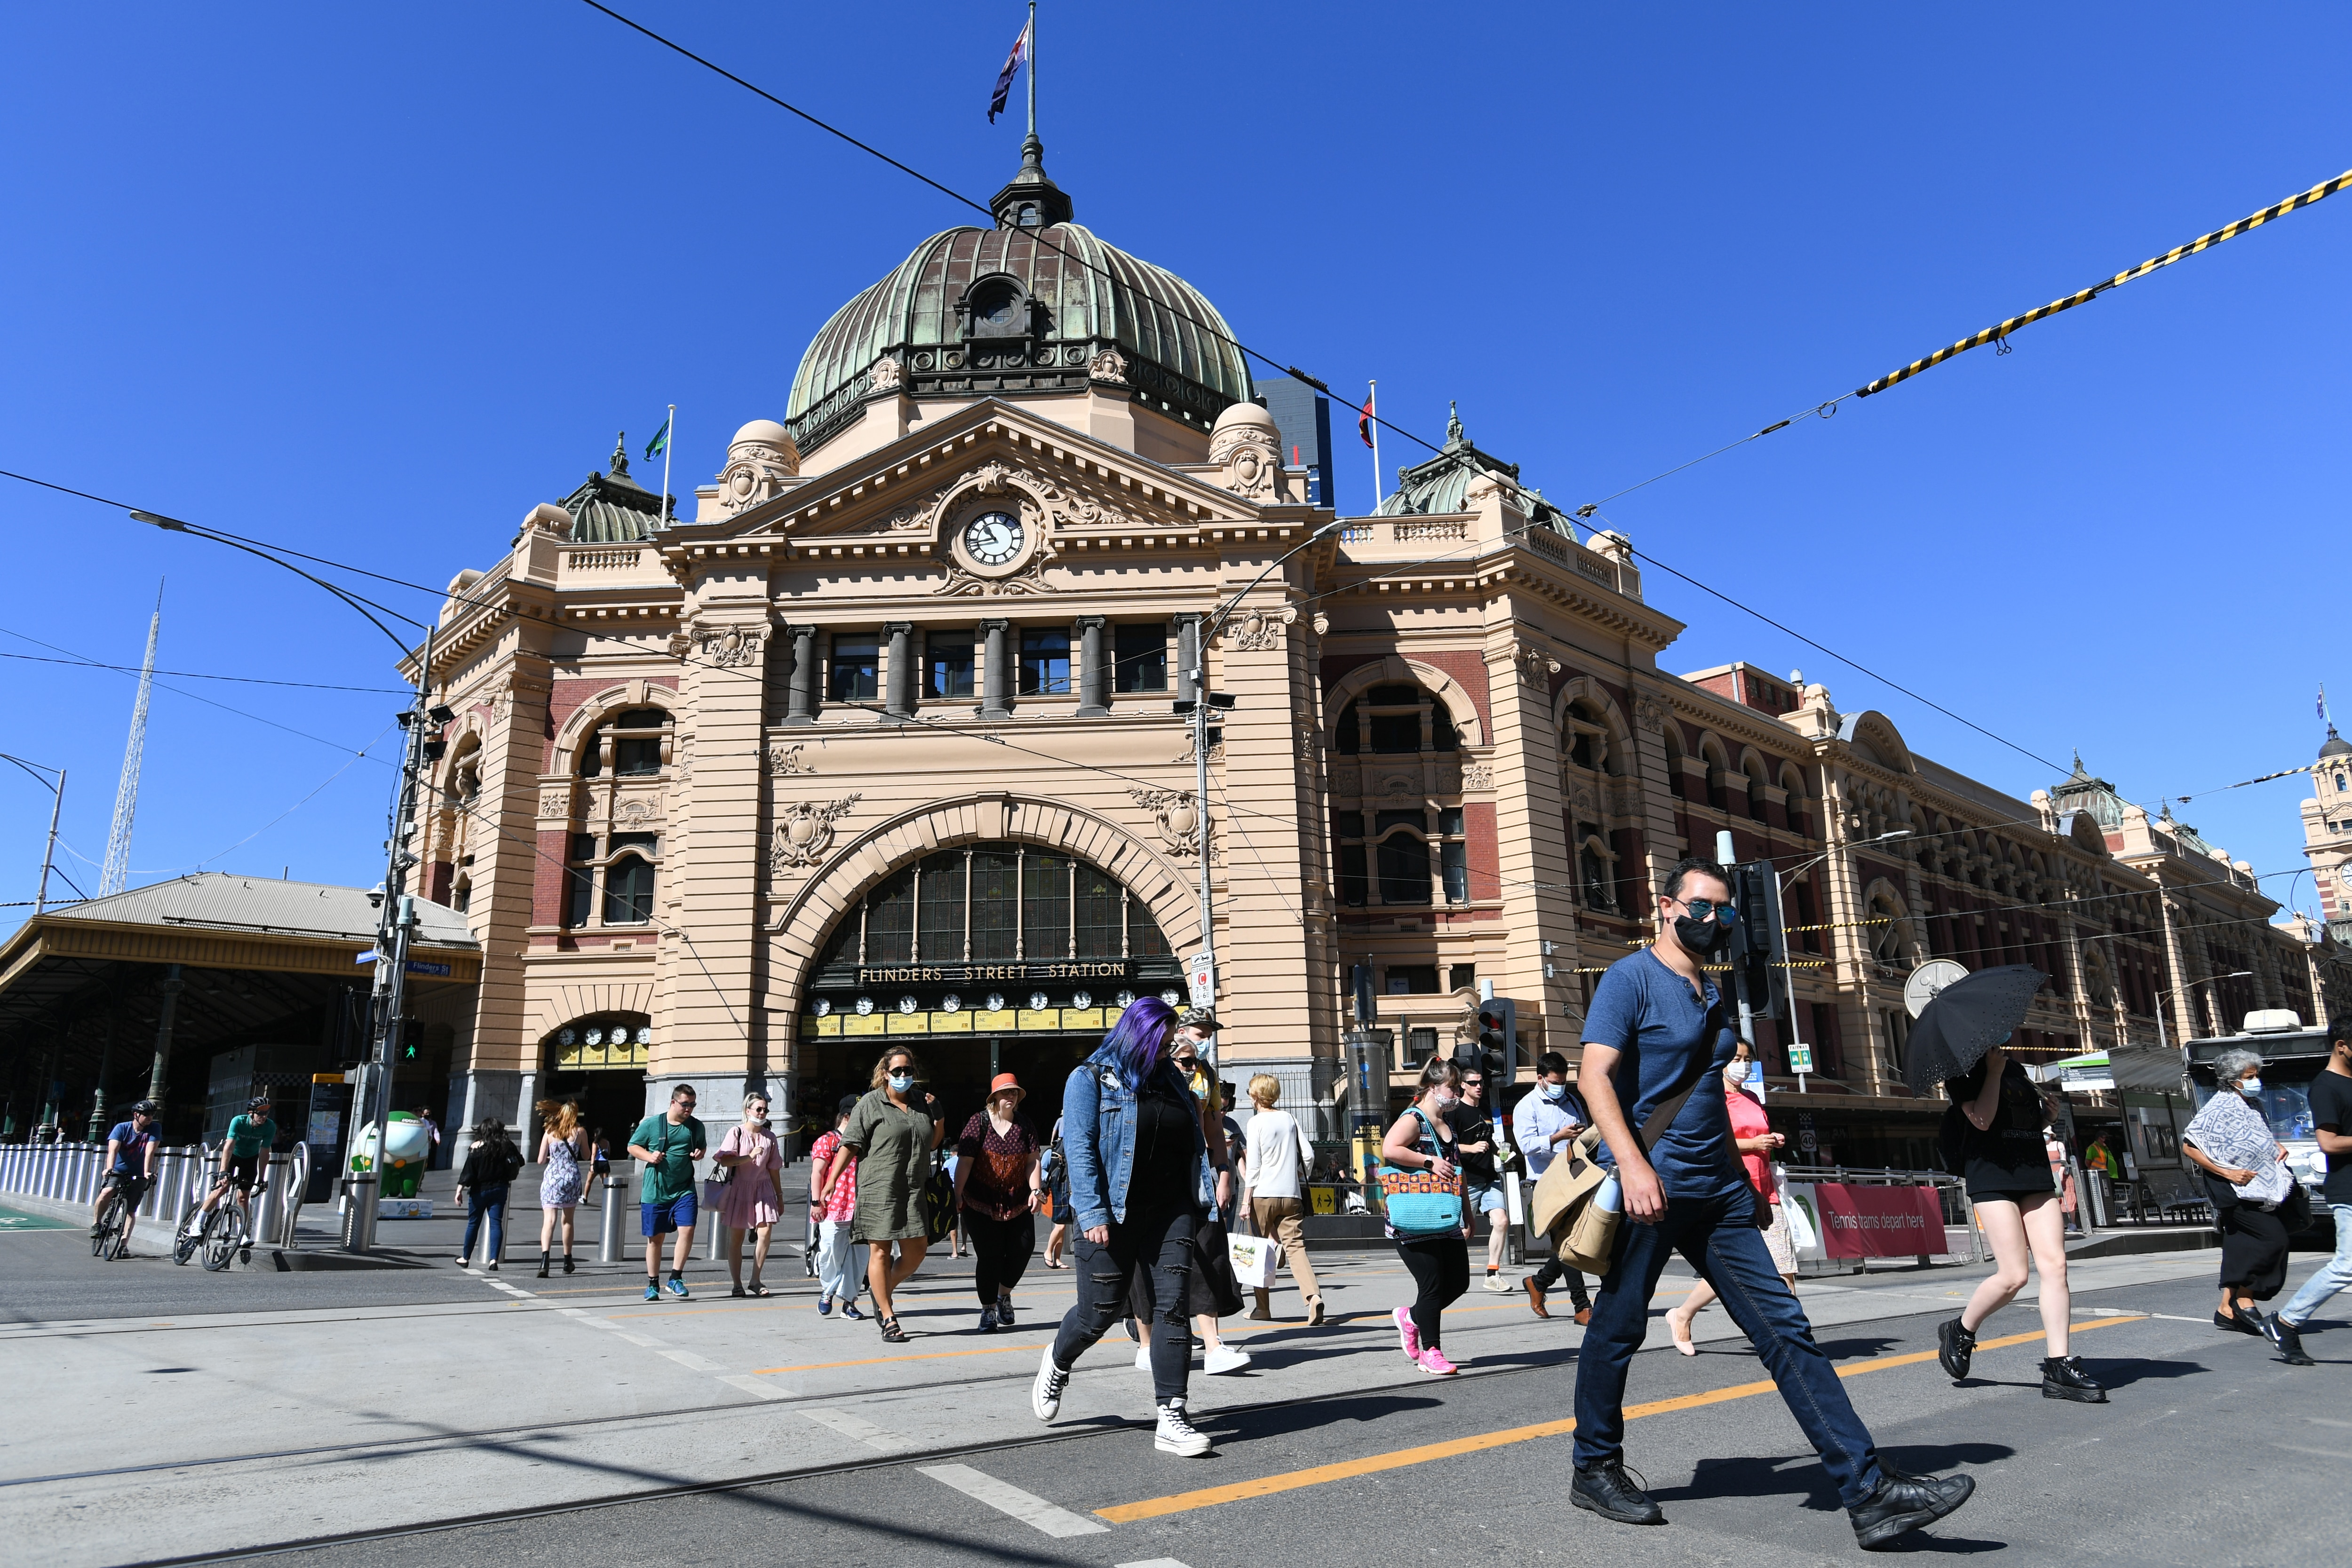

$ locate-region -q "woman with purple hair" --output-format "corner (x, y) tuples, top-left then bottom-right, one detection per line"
(1030, 995), (1216, 1458)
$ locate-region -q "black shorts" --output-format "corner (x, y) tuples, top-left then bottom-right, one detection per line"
(224, 1156), (262, 1193)
(104, 1170), (151, 1203)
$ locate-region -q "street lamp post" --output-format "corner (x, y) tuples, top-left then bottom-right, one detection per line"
(1773, 828), (1911, 1096)
(1, 754), (67, 916)
(2181, 969), (2255, 1042)
(130, 508), (445, 1254)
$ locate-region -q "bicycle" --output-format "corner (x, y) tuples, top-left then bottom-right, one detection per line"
(200, 1180), (260, 1272)
(91, 1181), (138, 1262)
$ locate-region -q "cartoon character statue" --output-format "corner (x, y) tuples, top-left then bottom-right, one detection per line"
(350, 1111), (435, 1199)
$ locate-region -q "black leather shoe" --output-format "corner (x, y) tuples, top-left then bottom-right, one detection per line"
(1849, 1468), (1975, 1550)
(2040, 1355), (2107, 1402)
(2267, 1315), (2317, 1367)
(1571, 1461), (1665, 1526)
(1936, 1317), (1976, 1380)
(2214, 1308), (2260, 1335)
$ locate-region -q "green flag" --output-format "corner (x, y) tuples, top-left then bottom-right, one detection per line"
(644, 414), (670, 462)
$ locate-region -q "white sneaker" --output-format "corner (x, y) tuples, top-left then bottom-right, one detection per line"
(1031, 1346), (1070, 1423)
(1154, 1398), (1213, 1457)
(1482, 1272), (1511, 1293)
(1203, 1345), (1252, 1376)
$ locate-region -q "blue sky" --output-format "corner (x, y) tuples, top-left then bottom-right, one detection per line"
(1, 3), (2345, 922)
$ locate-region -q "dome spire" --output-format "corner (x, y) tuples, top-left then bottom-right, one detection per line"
(990, 1), (1071, 228)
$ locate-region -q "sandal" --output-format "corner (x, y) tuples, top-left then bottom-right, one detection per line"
(748, 1279), (771, 1298)
(730, 1283), (747, 1298)
(879, 1315), (909, 1343)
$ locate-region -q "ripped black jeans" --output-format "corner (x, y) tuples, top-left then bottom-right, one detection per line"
(1050, 1202), (1197, 1404)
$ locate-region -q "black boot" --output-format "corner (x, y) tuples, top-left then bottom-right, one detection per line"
(1570, 1461), (1665, 1525)
(1937, 1317), (1976, 1380)
(1849, 1467), (1976, 1550)
(2040, 1355), (2106, 1402)
(537, 1251), (550, 1279)
(563, 1254), (576, 1275)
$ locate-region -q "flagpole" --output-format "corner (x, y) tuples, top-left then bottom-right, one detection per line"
(660, 404), (676, 527)
(1027, 1), (1037, 140)
(1367, 379), (1382, 509)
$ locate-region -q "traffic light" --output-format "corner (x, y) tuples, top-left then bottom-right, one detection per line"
(1726, 863), (1788, 1020)
(1473, 996), (1517, 1086)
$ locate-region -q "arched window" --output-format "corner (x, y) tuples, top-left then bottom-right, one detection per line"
(810, 843), (1170, 968)
(1374, 811), (1433, 906)
(1562, 698), (1619, 776)
(451, 875), (472, 915)
(578, 706), (671, 778)
(1701, 740), (1732, 812)
(602, 854), (655, 925)
(1334, 683), (1457, 756)
(1780, 766), (1810, 837)
(1869, 890), (1912, 971)
(1577, 827), (1618, 912)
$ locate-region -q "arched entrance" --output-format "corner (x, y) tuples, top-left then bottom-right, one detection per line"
(795, 842), (1184, 1138)
(541, 1013), (652, 1156)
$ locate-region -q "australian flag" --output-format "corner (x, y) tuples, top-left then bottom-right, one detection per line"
(988, 16), (1030, 122)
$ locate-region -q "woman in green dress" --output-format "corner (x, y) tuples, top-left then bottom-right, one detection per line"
(824, 1046), (943, 1342)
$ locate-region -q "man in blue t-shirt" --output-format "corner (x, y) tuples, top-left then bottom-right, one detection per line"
(93, 1100), (162, 1243)
(1567, 857), (1976, 1550)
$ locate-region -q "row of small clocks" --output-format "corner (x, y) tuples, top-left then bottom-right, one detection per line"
(810, 988), (1182, 1018)
(557, 1026), (653, 1047)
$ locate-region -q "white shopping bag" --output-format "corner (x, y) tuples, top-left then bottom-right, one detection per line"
(1226, 1232), (1277, 1288)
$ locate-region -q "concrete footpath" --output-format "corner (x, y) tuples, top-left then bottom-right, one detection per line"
(0, 1209), (2269, 1568)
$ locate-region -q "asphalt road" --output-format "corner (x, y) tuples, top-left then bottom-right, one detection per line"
(286, 1268), (2346, 1568)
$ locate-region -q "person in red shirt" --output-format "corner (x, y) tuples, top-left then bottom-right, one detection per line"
(808, 1095), (867, 1319)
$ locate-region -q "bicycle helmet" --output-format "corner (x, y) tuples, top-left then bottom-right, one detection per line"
(247, 1093), (274, 1109)
(132, 1099), (159, 1116)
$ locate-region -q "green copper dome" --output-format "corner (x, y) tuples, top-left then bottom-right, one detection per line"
(786, 145), (1248, 456)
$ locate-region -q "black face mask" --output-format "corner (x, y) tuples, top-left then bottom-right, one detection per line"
(1670, 898), (1731, 955)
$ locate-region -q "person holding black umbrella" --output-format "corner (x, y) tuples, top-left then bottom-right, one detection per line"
(1933, 1040), (2104, 1402)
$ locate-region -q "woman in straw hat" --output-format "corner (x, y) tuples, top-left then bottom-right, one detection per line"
(955, 1071), (1044, 1332)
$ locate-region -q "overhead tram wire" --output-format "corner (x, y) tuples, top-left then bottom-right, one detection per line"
(0, 644), (408, 693)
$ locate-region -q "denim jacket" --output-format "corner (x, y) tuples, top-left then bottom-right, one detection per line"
(1061, 1057), (1212, 1232)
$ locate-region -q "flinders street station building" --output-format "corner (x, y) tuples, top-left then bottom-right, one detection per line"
(413, 142), (2350, 1176)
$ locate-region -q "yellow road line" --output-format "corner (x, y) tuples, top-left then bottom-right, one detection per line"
(1096, 1314), (2145, 1521)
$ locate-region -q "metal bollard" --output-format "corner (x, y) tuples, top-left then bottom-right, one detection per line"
(598, 1173), (625, 1262)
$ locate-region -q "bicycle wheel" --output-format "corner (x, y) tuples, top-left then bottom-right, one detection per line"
(91, 1194), (118, 1258)
(105, 1207), (133, 1261)
(200, 1205), (238, 1271)
(172, 1203), (202, 1266)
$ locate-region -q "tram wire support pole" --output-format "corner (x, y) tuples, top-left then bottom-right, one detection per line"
(1179, 517), (1346, 1084)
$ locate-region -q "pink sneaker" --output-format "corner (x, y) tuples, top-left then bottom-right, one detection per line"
(1394, 1305), (1421, 1360)
(1416, 1345), (1460, 1376)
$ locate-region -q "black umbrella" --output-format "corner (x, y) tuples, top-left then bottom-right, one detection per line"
(1901, 965), (2048, 1096)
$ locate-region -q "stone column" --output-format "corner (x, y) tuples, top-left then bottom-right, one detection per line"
(145, 964), (183, 1105)
(782, 625), (816, 725)
(884, 622), (915, 720)
(1076, 616), (1108, 716)
(979, 619), (1011, 719)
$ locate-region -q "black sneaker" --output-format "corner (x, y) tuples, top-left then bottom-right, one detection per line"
(2040, 1355), (2107, 1403)
(1936, 1317), (1976, 1381)
(1570, 1461), (1665, 1526)
(2266, 1315), (2317, 1367)
(1849, 1467), (1975, 1550)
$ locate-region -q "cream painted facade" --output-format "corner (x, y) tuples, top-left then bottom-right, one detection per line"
(407, 150), (2352, 1162)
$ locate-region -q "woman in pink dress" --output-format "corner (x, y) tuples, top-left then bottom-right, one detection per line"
(715, 1091), (786, 1297)
(1663, 1039), (1796, 1353)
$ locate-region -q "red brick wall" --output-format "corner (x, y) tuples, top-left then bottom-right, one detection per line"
(542, 674), (680, 771)
(1463, 799), (1500, 902)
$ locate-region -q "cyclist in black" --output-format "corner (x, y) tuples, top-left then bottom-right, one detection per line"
(183, 1094), (278, 1240)
(93, 1100), (162, 1245)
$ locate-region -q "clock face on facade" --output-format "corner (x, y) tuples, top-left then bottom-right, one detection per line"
(964, 509), (1024, 566)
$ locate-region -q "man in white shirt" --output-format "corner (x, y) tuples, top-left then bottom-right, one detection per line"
(1241, 1073), (1325, 1325)
(1513, 1050), (1592, 1322)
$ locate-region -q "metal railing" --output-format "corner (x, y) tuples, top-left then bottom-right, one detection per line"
(0, 1140), (305, 1248)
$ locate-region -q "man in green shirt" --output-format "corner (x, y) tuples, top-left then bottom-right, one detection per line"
(628, 1083), (706, 1300)
(184, 1095), (278, 1238)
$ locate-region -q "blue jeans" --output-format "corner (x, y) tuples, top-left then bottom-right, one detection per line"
(2281, 1202), (2352, 1327)
(461, 1184), (508, 1263)
(1571, 1186), (1884, 1507)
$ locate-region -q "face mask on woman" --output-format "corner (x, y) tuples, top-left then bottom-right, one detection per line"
(746, 1104), (768, 1123)
(2240, 1075), (2265, 1095)
(888, 1072), (915, 1094)
(1724, 1059), (1750, 1083)
(1432, 1088), (1460, 1108)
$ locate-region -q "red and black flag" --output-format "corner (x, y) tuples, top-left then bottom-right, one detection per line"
(1358, 387), (1376, 448)
(988, 17), (1031, 123)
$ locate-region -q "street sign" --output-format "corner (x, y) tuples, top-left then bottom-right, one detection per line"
(1786, 1042), (1815, 1075)
(1186, 952), (1216, 1007)
(1799, 1128), (1818, 1152)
